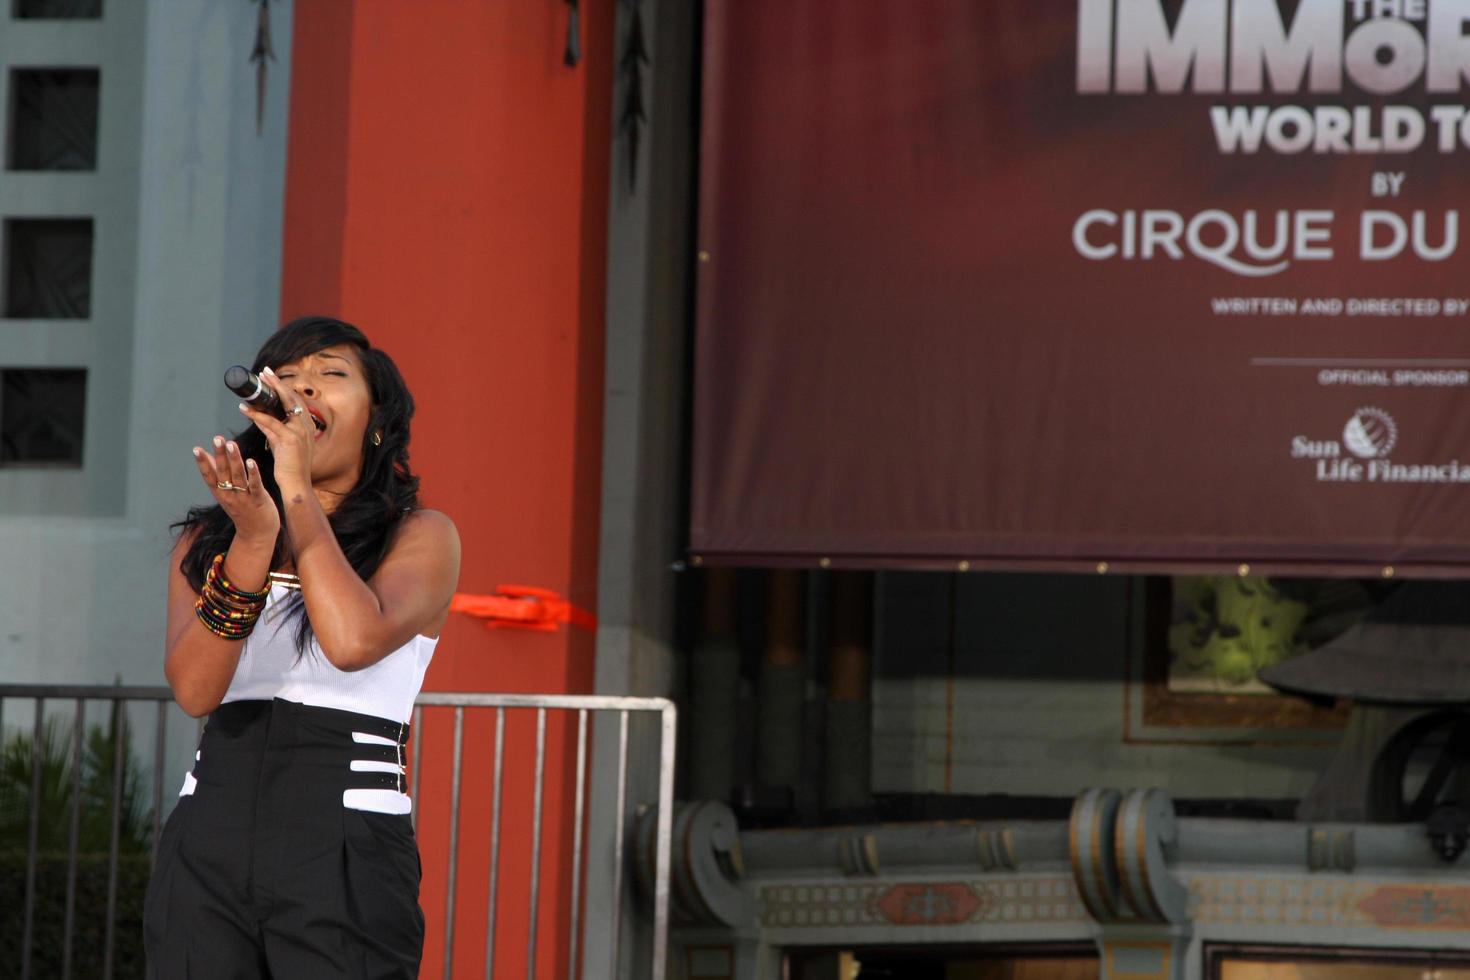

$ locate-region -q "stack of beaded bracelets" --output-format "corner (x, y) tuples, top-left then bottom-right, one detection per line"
(194, 553), (270, 639)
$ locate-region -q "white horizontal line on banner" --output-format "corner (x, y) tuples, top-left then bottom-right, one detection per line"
(1250, 357), (1470, 367)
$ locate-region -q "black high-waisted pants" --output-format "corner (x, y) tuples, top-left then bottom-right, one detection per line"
(144, 698), (424, 979)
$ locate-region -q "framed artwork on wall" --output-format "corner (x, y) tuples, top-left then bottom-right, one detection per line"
(1125, 577), (1360, 742)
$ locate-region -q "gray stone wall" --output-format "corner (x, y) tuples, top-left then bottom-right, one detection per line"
(0, 0), (293, 692)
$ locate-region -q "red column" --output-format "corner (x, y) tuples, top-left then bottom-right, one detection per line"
(281, 2), (612, 975)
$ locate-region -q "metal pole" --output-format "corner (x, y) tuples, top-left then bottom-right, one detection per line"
(62, 700), (86, 980)
(526, 708), (548, 980)
(152, 702), (167, 864)
(608, 710), (630, 978)
(651, 705), (678, 980)
(443, 706), (465, 980)
(410, 705), (423, 830)
(22, 697), (45, 980)
(411, 693), (677, 711)
(485, 707), (506, 980)
(567, 709), (589, 980)
(103, 701), (127, 980)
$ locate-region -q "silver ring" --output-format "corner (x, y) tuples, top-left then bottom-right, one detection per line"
(288, 405), (306, 418)
(216, 480), (247, 493)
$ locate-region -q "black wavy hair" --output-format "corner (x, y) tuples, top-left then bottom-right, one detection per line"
(173, 316), (420, 654)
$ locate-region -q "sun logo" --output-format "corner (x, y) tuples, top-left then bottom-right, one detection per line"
(1342, 407), (1397, 460)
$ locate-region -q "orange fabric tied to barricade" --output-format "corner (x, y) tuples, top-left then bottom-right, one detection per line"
(449, 586), (597, 633)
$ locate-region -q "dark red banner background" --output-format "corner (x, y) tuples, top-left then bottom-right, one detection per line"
(691, 1), (1470, 573)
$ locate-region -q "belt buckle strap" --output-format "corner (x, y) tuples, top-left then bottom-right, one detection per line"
(345, 770), (407, 792)
(349, 713), (407, 744)
(397, 720), (408, 794)
(345, 717), (409, 795)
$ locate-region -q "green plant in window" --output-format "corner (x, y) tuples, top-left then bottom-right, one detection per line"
(1175, 576), (1311, 686)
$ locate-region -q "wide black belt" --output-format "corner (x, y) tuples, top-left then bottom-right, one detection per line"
(202, 699), (412, 795)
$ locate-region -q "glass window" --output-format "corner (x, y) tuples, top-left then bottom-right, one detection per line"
(8, 68), (99, 170)
(13, 0), (102, 18)
(0, 368), (86, 466)
(3, 218), (93, 318)
(1222, 961), (1470, 979)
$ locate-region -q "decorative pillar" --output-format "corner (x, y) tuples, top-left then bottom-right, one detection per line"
(690, 568), (742, 803)
(756, 570), (805, 795)
(1070, 788), (1191, 980)
(824, 571), (873, 817)
(635, 801), (771, 980)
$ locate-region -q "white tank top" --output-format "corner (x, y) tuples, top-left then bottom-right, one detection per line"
(179, 583), (439, 814)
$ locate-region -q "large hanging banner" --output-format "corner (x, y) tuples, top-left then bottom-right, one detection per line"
(692, 0), (1470, 573)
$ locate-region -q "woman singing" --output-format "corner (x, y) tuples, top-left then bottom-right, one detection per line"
(145, 316), (460, 978)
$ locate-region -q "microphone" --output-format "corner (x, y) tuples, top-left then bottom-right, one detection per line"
(224, 365), (287, 420)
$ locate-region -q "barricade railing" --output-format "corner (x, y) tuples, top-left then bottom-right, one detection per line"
(412, 692), (676, 980)
(0, 685), (675, 980)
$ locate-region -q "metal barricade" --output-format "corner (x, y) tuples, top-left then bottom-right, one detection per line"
(0, 684), (179, 980)
(413, 693), (676, 980)
(0, 685), (676, 980)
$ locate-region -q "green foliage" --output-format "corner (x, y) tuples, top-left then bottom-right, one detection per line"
(0, 703), (157, 978)
(0, 853), (150, 978)
(0, 704), (153, 854)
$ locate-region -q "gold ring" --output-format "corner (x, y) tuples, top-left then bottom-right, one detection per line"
(216, 481), (247, 493)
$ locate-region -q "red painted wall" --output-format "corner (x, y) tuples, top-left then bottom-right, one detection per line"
(281, 2), (612, 975)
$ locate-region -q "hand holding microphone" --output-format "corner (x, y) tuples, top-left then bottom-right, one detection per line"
(184, 365), (284, 542)
(224, 365), (288, 420)
(230, 365), (316, 494)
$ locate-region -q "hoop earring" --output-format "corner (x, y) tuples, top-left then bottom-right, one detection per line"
(372, 431), (382, 446)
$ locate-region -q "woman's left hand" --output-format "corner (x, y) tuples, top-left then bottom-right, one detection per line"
(239, 366), (314, 493)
